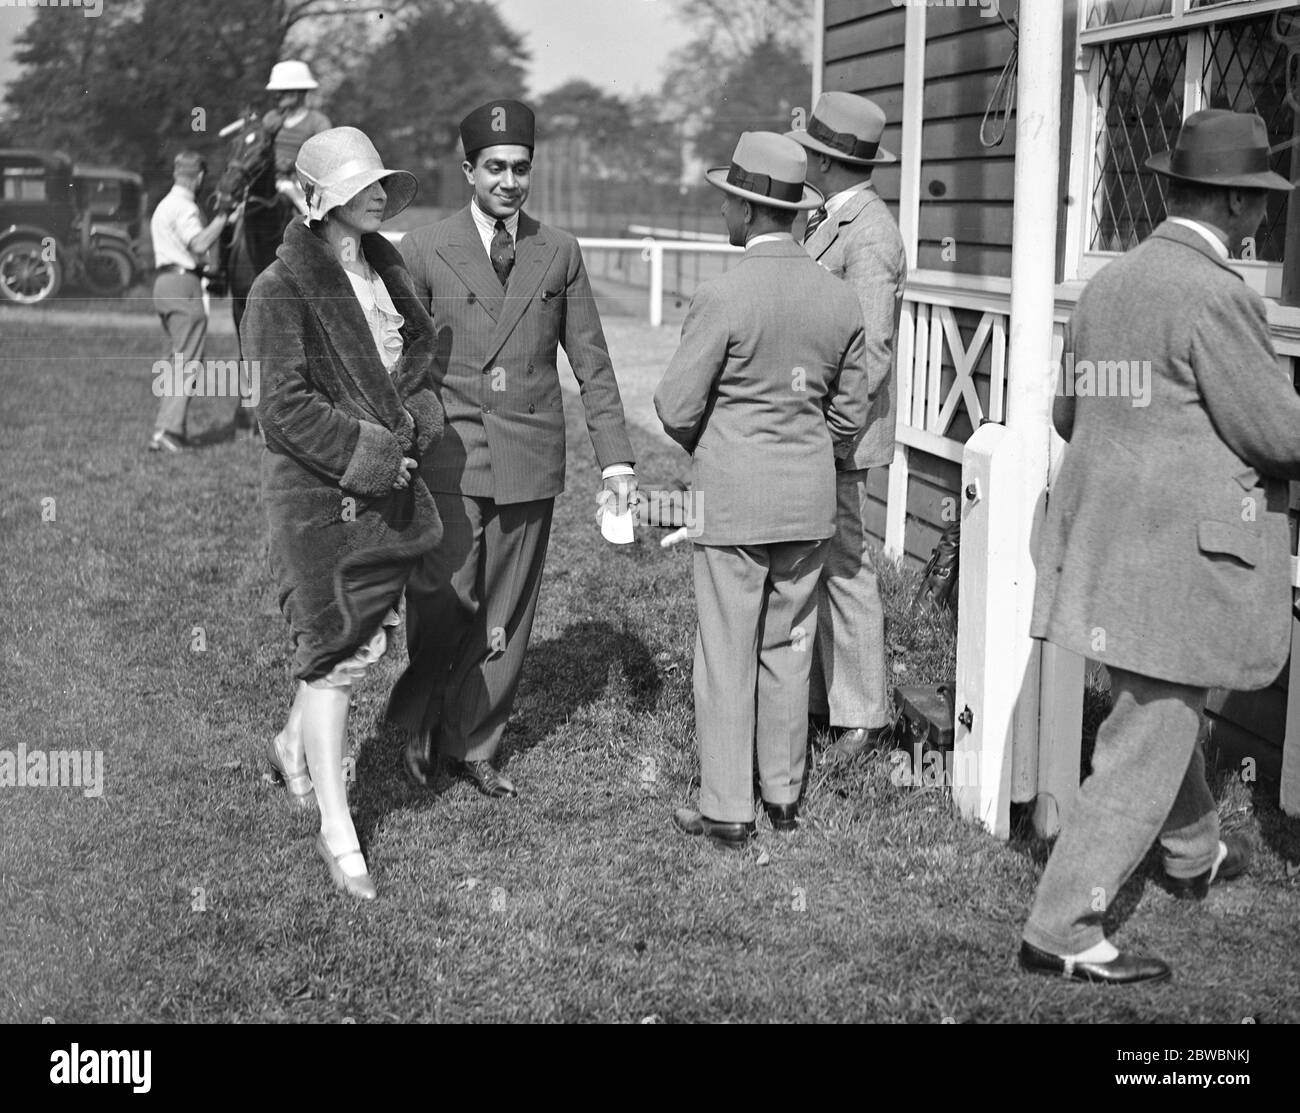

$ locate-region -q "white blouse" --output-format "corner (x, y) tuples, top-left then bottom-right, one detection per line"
(346, 263), (404, 372)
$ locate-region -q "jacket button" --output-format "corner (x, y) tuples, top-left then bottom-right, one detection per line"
(468, 293), (476, 304)
(482, 405), (492, 414)
(528, 403), (535, 414)
(527, 364), (533, 374)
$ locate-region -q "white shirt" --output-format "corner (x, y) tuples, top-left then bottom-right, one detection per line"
(1167, 216), (1230, 260)
(824, 181), (874, 217)
(470, 198), (519, 258)
(150, 184), (206, 269)
(469, 198), (632, 480)
(746, 231), (795, 249)
(345, 263), (404, 373)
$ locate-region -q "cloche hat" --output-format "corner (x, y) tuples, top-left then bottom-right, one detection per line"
(295, 127), (418, 222)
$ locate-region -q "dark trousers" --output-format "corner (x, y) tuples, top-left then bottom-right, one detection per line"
(388, 492), (554, 763)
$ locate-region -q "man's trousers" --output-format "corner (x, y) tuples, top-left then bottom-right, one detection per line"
(692, 538), (827, 823)
(388, 492), (554, 763)
(1023, 667), (1221, 955)
(152, 271), (207, 438)
(809, 468), (890, 730)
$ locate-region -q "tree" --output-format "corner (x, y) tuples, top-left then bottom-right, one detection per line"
(659, 0), (813, 165)
(329, 0), (529, 209)
(2, 0), (421, 197)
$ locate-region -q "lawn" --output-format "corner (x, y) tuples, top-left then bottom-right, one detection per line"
(1, 304), (1298, 1024)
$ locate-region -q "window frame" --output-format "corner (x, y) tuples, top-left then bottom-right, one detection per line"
(1068, 0), (1298, 298)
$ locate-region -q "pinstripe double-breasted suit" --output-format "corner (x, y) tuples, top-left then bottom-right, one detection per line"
(386, 204), (634, 763)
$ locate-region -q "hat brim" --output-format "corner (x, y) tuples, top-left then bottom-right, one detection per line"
(786, 129), (897, 167)
(1145, 151), (1294, 192)
(704, 167), (824, 211)
(309, 169), (419, 222)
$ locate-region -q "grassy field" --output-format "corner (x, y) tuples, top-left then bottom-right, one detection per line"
(1, 305), (1298, 1024)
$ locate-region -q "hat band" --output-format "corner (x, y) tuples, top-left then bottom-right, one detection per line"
(297, 155), (383, 192)
(1170, 143), (1271, 179)
(726, 163), (804, 203)
(808, 115), (880, 161)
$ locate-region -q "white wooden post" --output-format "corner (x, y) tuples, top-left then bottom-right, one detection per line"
(1283, 481), (1300, 817)
(954, 0), (1065, 838)
(649, 243), (664, 328)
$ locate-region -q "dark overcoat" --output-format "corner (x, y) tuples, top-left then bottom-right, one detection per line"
(242, 219), (444, 681)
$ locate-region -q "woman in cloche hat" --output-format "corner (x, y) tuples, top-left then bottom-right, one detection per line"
(241, 127), (445, 901)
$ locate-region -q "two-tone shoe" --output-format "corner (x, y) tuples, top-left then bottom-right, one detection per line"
(1018, 941), (1171, 985)
(457, 758), (517, 799)
(1165, 834), (1252, 900)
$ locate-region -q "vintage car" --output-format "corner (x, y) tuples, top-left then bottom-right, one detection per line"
(0, 148), (140, 303)
(73, 164), (150, 279)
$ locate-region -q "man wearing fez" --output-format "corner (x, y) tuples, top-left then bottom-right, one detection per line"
(656, 132), (869, 848)
(789, 92), (907, 763)
(388, 99), (636, 799)
(1021, 109), (1300, 984)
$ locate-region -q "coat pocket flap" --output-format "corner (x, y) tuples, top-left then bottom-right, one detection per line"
(1196, 520), (1262, 568)
(1234, 467), (1261, 490)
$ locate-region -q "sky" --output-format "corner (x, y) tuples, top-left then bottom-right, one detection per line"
(0, 0), (693, 100)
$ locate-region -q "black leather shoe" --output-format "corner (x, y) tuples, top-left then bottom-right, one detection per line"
(764, 802), (798, 831)
(401, 733), (437, 789)
(1018, 941), (1171, 985)
(824, 725), (887, 764)
(1165, 834), (1251, 900)
(673, 807), (754, 849)
(457, 759), (517, 799)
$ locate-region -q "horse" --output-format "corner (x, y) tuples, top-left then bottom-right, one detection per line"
(207, 111), (298, 344)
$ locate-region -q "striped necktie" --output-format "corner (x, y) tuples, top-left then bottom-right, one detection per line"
(803, 205), (829, 244)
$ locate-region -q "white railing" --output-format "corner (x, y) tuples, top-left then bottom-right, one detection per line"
(577, 238), (742, 326)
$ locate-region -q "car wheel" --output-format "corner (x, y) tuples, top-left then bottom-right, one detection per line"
(0, 238), (64, 304)
(80, 244), (134, 297)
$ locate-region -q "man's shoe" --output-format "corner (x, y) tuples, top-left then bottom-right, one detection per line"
(457, 758), (517, 799)
(148, 430), (188, 453)
(1165, 834), (1252, 900)
(824, 725), (887, 764)
(764, 801), (798, 832)
(401, 733), (437, 789)
(673, 807), (754, 849)
(1018, 941), (1171, 985)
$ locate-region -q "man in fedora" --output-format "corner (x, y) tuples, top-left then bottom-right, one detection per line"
(388, 98), (636, 799)
(789, 91), (907, 763)
(1020, 108), (1300, 984)
(656, 132), (870, 848)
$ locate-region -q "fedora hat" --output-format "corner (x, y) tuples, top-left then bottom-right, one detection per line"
(1146, 108), (1293, 191)
(296, 127), (418, 222)
(705, 132), (823, 211)
(266, 60), (319, 91)
(787, 92), (897, 167)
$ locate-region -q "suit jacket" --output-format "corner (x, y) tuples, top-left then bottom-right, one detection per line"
(399, 206), (634, 504)
(804, 185), (906, 470)
(243, 220), (444, 681)
(1031, 220), (1300, 691)
(654, 238), (869, 546)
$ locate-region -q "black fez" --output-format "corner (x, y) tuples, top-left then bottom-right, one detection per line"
(460, 99), (536, 158)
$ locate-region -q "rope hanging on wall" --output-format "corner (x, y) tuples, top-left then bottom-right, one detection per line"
(981, 7), (1019, 148)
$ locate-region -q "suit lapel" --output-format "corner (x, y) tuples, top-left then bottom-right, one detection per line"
(808, 187), (878, 262)
(484, 213), (559, 364)
(435, 206), (505, 321)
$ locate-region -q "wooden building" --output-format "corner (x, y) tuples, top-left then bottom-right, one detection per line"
(813, 0), (1300, 828)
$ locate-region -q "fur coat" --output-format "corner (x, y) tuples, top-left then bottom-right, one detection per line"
(242, 219), (444, 682)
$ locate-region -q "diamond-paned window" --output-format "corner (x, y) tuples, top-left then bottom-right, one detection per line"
(1087, 0), (1174, 29)
(1203, 14), (1294, 260)
(1090, 33), (1187, 251)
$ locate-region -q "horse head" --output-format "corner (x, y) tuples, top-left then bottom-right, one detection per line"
(214, 112), (276, 211)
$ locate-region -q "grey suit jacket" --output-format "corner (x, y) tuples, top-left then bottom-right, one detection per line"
(804, 185), (907, 470)
(399, 206), (634, 504)
(654, 238), (869, 546)
(1031, 220), (1300, 690)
